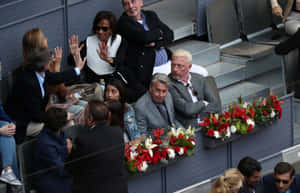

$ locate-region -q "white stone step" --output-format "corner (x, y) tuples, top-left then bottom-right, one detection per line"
(205, 61), (246, 89)
(169, 40), (220, 67)
(221, 54), (281, 79)
(144, 0), (196, 40)
(220, 81), (270, 108)
(248, 69), (285, 98)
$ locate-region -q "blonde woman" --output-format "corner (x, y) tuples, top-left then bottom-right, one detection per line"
(210, 168), (244, 193)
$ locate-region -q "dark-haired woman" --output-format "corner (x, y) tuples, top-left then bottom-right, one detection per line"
(7, 42), (86, 144)
(104, 79), (141, 143)
(34, 107), (72, 193)
(69, 11), (126, 83)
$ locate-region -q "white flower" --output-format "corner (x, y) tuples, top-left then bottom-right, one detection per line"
(167, 148), (176, 159)
(140, 161), (148, 172)
(130, 151), (138, 160)
(185, 126), (195, 137)
(214, 113), (219, 120)
(225, 128), (231, 138)
(214, 131), (220, 139)
(270, 110), (276, 118)
(243, 102), (249, 109)
(246, 119), (255, 128)
(145, 137), (158, 157)
(191, 140), (196, 146)
(230, 125), (237, 134)
(171, 127), (184, 137)
(178, 147), (185, 155)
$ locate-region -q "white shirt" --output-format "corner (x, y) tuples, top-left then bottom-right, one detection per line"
(86, 34), (122, 75)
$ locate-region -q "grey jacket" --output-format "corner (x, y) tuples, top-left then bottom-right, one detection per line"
(168, 73), (221, 128)
(135, 91), (183, 136)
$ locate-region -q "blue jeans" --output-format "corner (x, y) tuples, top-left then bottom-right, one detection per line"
(0, 121), (19, 177)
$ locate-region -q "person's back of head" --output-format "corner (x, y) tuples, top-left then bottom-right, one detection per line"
(210, 168), (244, 193)
(238, 156), (262, 178)
(86, 100), (109, 125)
(105, 99), (124, 128)
(25, 47), (52, 72)
(45, 107), (68, 132)
(22, 28), (46, 67)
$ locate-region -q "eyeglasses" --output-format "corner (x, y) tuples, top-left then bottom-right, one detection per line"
(274, 178), (290, 184)
(95, 26), (109, 32)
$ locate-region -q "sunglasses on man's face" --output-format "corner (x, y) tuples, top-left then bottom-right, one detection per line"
(95, 26), (109, 32)
(274, 178), (290, 184)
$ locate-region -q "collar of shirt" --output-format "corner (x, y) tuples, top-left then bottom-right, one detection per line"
(177, 73), (192, 87)
(35, 72), (46, 98)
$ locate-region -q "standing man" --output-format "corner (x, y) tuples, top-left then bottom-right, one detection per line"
(135, 73), (182, 136)
(271, 0), (300, 35)
(118, 0), (174, 102)
(237, 157), (264, 193)
(69, 100), (128, 193)
(168, 49), (221, 128)
(263, 162), (300, 193)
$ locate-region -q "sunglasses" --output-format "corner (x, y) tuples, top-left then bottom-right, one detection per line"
(95, 26), (109, 32)
(274, 178), (290, 184)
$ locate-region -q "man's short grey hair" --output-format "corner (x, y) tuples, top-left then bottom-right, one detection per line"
(172, 49), (192, 64)
(151, 73), (171, 88)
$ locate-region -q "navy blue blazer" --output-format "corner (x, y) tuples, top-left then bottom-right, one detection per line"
(34, 127), (72, 193)
(263, 173), (300, 193)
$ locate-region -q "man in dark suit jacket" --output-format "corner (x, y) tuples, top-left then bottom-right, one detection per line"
(135, 73), (183, 136)
(263, 162), (300, 193)
(118, 0), (174, 103)
(168, 49), (221, 128)
(69, 100), (128, 193)
(7, 46), (86, 144)
(237, 157), (264, 193)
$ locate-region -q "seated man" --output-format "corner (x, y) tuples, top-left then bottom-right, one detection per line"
(237, 157), (264, 193)
(7, 40), (86, 144)
(135, 73), (183, 136)
(168, 49), (221, 128)
(69, 100), (128, 193)
(0, 99), (22, 187)
(263, 162), (300, 193)
(117, 0), (174, 103)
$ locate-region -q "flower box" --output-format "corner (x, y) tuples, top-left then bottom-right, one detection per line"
(203, 134), (241, 149)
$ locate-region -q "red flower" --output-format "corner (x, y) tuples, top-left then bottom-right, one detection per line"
(161, 148), (168, 159)
(174, 146), (181, 152)
(206, 129), (215, 137)
(222, 111), (231, 119)
(212, 116), (220, 125)
(187, 138), (196, 148)
(152, 152), (161, 164)
(152, 128), (164, 139)
(263, 110), (268, 115)
(248, 125), (253, 132)
(199, 117), (210, 127)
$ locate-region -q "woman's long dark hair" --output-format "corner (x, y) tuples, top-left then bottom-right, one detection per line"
(104, 78), (129, 112)
(92, 10), (117, 45)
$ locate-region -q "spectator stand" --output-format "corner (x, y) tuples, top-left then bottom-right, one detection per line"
(206, 0), (288, 108)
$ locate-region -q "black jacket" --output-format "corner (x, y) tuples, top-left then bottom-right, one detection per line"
(117, 10), (174, 102)
(69, 123), (128, 193)
(6, 67), (78, 143)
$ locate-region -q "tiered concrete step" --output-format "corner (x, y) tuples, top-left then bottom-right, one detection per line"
(169, 40), (220, 67)
(248, 68), (285, 98)
(220, 82), (270, 108)
(206, 61), (246, 89)
(221, 54), (282, 79)
(0, 183), (6, 193)
(144, 0), (196, 40)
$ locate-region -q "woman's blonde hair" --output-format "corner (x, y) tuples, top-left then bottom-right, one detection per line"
(210, 168), (244, 193)
(22, 28), (46, 67)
